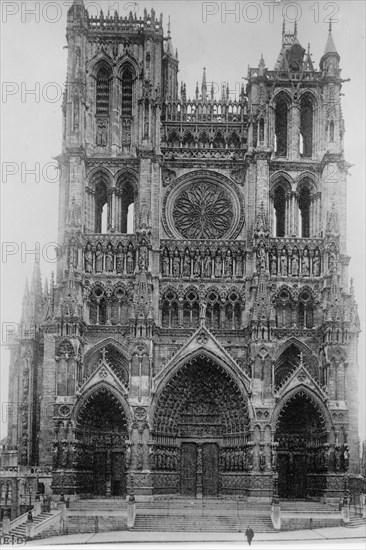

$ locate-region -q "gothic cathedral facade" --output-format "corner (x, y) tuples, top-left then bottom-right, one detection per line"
(7, 1), (361, 501)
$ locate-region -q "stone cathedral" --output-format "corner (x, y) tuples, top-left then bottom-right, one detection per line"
(6, 0), (361, 502)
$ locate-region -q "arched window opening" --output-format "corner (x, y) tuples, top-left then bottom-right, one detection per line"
(298, 186), (311, 238)
(101, 203), (108, 233)
(225, 292), (241, 329)
(275, 97), (288, 156)
(183, 132), (194, 147)
(162, 290), (178, 328)
(213, 131), (225, 149)
(95, 181), (108, 233)
(259, 118), (265, 143)
(127, 203), (134, 233)
(183, 290), (199, 328)
(169, 130), (180, 148)
(329, 120), (335, 142)
(300, 96), (313, 157)
(90, 301), (98, 324)
(228, 131), (240, 149)
(274, 186), (286, 237)
(299, 132), (304, 155)
(275, 289), (293, 328)
(298, 291), (314, 328)
(117, 177), (135, 234)
(96, 65), (111, 117)
(199, 132), (210, 149)
(99, 297), (107, 325)
(206, 291), (220, 329)
(122, 66), (133, 117)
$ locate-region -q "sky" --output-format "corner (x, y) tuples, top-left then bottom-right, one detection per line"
(0, 0), (365, 444)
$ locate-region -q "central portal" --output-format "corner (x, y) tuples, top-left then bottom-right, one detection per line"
(181, 442), (219, 496)
(153, 355), (250, 497)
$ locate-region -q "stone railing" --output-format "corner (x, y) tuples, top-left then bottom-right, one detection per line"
(161, 147), (246, 161)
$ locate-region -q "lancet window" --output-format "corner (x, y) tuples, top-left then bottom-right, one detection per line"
(274, 94), (288, 156)
(183, 289), (199, 328)
(300, 94), (314, 158)
(121, 66), (133, 117)
(96, 65), (111, 117)
(162, 289), (179, 328)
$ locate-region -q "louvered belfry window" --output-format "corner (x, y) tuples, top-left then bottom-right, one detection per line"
(96, 66), (111, 116)
(122, 67), (133, 117)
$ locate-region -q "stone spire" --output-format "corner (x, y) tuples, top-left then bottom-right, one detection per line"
(320, 22), (340, 72)
(303, 43), (314, 72)
(323, 21), (338, 56)
(30, 261), (42, 302)
(201, 67), (207, 101)
(166, 15), (174, 56)
(20, 278), (30, 324)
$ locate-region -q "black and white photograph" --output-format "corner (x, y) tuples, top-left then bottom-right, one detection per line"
(0, 1), (365, 549)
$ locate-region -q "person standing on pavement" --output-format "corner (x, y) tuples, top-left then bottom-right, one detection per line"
(245, 526), (254, 545)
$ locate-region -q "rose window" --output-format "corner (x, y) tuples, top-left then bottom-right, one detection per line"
(172, 182), (233, 239)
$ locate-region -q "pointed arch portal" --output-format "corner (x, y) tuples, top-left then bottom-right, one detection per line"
(275, 391), (328, 499)
(153, 355), (250, 497)
(74, 386), (128, 496)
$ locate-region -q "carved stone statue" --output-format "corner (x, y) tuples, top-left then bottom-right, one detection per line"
(257, 242), (266, 271)
(280, 249), (287, 276)
(193, 252), (201, 278)
(172, 249), (180, 277)
(85, 243), (93, 273)
(270, 250), (277, 275)
(95, 243), (103, 273)
(61, 441), (68, 468)
(183, 251), (191, 277)
(302, 249), (310, 276)
(105, 243), (114, 272)
(139, 245), (148, 271)
(116, 243), (124, 273)
(259, 448), (266, 471)
(313, 249), (321, 277)
(162, 249), (170, 276)
(215, 253), (222, 278)
(126, 246), (134, 274)
(235, 253), (244, 278)
(224, 249), (233, 277)
(291, 250), (299, 276)
(203, 251), (212, 278)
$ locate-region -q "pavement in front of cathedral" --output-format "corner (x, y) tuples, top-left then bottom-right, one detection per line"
(26, 524), (365, 547)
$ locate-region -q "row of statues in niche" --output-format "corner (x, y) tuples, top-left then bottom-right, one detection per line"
(84, 242), (149, 274)
(220, 446), (254, 471)
(161, 248), (245, 279)
(267, 247), (321, 277)
(151, 446), (179, 470)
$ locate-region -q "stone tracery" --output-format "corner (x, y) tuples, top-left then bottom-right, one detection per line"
(173, 182), (233, 240)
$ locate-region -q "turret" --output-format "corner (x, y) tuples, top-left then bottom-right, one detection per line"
(320, 22), (341, 78)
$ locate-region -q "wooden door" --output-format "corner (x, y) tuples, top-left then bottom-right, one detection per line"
(181, 443), (197, 496)
(291, 454), (307, 499)
(277, 453), (289, 499)
(111, 452), (126, 497)
(202, 443), (219, 496)
(94, 452), (107, 495)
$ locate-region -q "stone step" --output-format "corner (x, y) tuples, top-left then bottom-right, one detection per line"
(132, 514), (275, 532)
(346, 516), (366, 528)
(9, 512), (55, 538)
